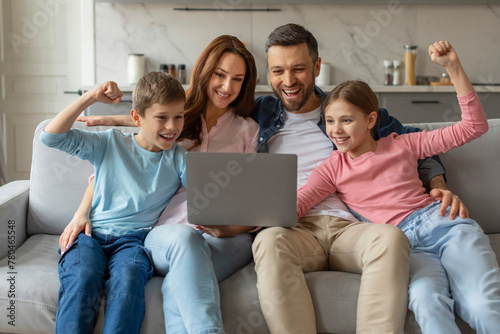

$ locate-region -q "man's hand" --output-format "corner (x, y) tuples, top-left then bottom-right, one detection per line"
(430, 188), (469, 220)
(428, 174), (469, 220)
(59, 213), (92, 254)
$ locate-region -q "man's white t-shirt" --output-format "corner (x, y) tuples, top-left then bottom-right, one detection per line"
(267, 107), (358, 222)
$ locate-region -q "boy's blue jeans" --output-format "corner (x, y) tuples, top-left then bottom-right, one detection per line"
(56, 229), (153, 334)
(398, 201), (500, 334)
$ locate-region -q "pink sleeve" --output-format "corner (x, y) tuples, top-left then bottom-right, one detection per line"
(297, 158), (337, 219)
(400, 89), (488, 159)
(245, 126), (259, 153)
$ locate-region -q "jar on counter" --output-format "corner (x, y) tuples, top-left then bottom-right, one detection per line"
(127, 53), (145, 85)
(383, 60), (393, 86)
(317, 62), (331, 86)
(392, 60), (402, 85)
(404, 45), (417, 86)
(167, 64), (176, 78)
(159, 64), (168, 73)
(177, 64), (186, 84)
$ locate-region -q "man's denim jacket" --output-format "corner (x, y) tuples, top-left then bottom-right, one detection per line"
(252, 86), (446, 190)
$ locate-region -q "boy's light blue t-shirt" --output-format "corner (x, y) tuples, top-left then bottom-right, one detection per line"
(40, 128), (187, 236)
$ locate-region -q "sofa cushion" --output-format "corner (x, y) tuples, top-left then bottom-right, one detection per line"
(29, 119), (500, 236)
(0, 234), (59, 333)
(408, 119), (500, 234)
(28, 120), (137, 236)
(0, 233), (166, 334)
(1, 231), (491, 334)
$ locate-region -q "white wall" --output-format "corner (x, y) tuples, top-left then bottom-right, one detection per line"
(95, 2), (500, 86)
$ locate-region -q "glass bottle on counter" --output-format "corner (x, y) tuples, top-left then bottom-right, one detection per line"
(167, 64), (176, 78)
(393, 60), (401, 85)
(404, 45), (417, 86)
(383, 60), (393, 86)
(159, 64), (168, 73)
(177, 64), (186, 84)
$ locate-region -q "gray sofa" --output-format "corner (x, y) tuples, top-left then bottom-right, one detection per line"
(1, 118), (499, 334)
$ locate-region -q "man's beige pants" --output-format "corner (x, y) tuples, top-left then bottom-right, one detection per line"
(252, 216), (410, 334)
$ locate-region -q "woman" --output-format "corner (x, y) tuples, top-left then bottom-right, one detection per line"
(60, 35), (259, 333)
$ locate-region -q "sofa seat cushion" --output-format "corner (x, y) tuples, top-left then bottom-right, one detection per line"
(2, 232), (494, 334)
(219, 260), (361, 334)
(0, 234), (167, 334)
(0, 234), (59, 333)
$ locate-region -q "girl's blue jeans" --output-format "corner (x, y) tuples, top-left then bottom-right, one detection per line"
(144, 224), (252, 334)
(398, 201), (500, 334)
(55, 229), (153, 334)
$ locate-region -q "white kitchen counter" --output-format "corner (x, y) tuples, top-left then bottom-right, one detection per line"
(256, 85), (500, 94)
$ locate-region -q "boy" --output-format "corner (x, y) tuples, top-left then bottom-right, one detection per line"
(41, 72), (186, 334)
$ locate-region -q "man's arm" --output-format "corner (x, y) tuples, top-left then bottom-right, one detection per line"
(45, 81), (122, 134)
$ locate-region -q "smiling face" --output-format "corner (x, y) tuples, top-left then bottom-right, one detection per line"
(325, 99), (378, 159)
(133, 101), (185, 152)
(206, 52), (246, 112)
(267, 43), (320, 113)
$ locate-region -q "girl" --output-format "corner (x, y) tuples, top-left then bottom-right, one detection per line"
(61, 35), (259, 333)
(297, 41), (500, 333)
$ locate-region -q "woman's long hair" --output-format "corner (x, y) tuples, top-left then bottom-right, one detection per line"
(178, 35), (257, 147)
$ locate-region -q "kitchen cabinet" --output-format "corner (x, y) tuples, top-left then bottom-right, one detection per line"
(378, 92), (500, 123)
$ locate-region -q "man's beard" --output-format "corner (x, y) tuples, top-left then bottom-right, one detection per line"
(272, 76), (316, 112)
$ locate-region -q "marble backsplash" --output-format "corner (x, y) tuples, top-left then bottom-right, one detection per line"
(95, 2), (500, 86)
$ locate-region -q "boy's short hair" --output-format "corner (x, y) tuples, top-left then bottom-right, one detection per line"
(132, 72), (186, 116)
(265, 23), (319, 65)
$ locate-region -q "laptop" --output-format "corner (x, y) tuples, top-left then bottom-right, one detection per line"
(186, 152), (297, 227)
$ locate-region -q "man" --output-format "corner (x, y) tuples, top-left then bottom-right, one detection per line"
(251, 23), (467, 334)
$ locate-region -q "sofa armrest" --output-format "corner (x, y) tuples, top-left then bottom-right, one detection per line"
(0, 180), (30, 259)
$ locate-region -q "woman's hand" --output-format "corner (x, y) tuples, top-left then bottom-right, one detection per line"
(76, 115), (116, 126)
(76, 115), (137, 127)
(59, 212), (92, 254)
(196, 225), (254, 238)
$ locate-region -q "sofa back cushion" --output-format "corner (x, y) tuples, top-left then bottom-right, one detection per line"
(28, 118), (500, 235)
(27, 119), (136, 235)
(408, 119), (500, 234)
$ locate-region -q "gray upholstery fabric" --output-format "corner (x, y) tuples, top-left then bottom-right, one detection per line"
(0, 180), (29, 259)
(1, 119), (499, 333)
(408, 120), (500, 234)
(27, 120), (137, 236)
(0, 234), (59, 333)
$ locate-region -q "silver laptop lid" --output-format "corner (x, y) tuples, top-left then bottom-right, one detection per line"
(186, 152), (297, 227)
